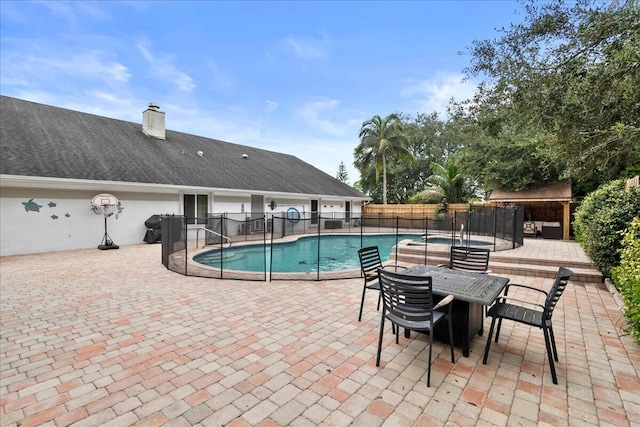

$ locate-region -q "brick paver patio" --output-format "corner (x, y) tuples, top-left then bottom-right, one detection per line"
(1, 241), (638, 426)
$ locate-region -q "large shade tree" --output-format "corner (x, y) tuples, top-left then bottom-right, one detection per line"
(459, 0), (640, 196)
(354, 114), (414, 204)
(455, 118), (563, 192)
(396, 112), (451, 193)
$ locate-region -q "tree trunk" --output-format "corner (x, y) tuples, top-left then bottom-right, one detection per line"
(382, 154), (387, 205)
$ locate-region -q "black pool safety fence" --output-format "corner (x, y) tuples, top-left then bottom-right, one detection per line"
(160, 205), (524, 282)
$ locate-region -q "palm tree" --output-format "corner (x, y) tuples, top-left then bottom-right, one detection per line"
(356, 114), (413, 204)
(416, 161), (474, 203)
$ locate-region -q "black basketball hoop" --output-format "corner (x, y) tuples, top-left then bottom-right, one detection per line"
(91, 193), (120, 250)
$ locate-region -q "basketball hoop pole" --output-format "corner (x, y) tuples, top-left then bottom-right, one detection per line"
(92, 193), (120, 250)
(98, 205), (119, 250)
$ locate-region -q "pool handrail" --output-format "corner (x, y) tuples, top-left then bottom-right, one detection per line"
(196, 226), (232, 249)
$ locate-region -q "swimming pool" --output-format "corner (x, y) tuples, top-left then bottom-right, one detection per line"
(193, 234), (422, 273)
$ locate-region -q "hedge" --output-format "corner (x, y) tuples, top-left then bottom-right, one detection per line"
(611, 218), (640, 344)
(573, 179), (640, 277)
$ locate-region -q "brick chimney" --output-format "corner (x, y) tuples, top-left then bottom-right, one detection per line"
(142, 103), (165, 140)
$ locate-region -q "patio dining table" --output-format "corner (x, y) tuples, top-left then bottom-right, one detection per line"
(402, 265), (510, 357)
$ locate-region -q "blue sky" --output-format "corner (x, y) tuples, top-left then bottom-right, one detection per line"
(1, 1), (523, 184)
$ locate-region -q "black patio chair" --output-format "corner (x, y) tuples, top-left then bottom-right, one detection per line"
(439, 245), (492, 317)
(482, 267), (573, 384)
(375, 269), (455, 386)
(438, 246), (491, 274)
(357, 246), (406, 321)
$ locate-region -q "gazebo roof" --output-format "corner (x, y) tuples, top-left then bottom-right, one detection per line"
(489, 182), (572, 203)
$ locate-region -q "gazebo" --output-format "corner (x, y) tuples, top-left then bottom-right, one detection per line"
(489, 182), (572, 241)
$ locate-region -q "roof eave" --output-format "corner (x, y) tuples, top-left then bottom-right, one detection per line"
(490, 198), (572, 203)
(0, 175), (370, 201)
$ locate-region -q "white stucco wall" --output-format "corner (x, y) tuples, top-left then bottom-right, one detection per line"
(210, 195), (252, 215)
(1, 186), (366, 256)
(0, 188), (178, 256)
(208, 195), (363, 220)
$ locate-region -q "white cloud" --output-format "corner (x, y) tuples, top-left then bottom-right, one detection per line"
(265, 100), (279, 113)
(283, 32), (329, 60)
(241, 130), (360, 184)
(102, 61), (131, 83)
(3, 90), (59, 107)
(294, 138), (359, 183)
(85, 90), (133, 106)
(298, 97), (344, 136)
(137, 41), (196, 93)
(0, 74), (29, 86)
(400, 73), (478, 117)
(162, 102), (263, 145)
(205, 60), (235, 90)
(138, 43), (154, 62)
(39, 1), (111, 23)
(1, 49), (131, 84)
(174, 74), (196, 93)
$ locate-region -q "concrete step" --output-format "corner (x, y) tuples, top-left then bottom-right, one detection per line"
(390, 244), (603, 283)
(489, 261), (602, 283)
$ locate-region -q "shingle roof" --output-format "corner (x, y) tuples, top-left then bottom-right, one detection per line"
(489, 182), (572, 202)
(1, 95), (366, 198)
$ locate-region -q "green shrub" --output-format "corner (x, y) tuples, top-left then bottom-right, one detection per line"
(408, 190), (442, 204)
(573, 179), (640, 277)
(611, 218), (640, 344)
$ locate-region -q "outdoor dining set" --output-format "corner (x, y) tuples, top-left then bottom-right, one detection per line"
(357, 245), (573, 387)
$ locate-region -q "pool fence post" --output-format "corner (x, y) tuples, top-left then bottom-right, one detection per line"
(495, 208), (500, 240)
(316, 218), (321, 281)
(183, 214), (188, 276)
(394, 216), (400, 271)
(264, 214), (269, 282)
(424, 216), (428, 265)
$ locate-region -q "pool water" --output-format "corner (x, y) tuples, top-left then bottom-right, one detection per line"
(193, 234), (422, 273)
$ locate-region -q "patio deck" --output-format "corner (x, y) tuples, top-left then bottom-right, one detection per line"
(1, 240), (638, 426)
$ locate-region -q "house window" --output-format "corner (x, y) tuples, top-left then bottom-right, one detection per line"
(311, 200), (319, 225)
(184, 194), (208, 224)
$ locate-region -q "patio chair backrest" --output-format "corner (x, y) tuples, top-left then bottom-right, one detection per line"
(358, 246), (383, 284)
(378, 269), (435, 323)
(544, 267), (573, 320)
(449, 246), (490, 273)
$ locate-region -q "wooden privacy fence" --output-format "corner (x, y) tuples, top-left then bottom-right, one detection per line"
(363, 203), (477, 218)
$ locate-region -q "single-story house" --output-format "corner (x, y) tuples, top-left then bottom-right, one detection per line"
(0, 96), (369, 256)
(489, 182), (573, 241)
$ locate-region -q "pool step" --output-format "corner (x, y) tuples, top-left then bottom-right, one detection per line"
(390, 243), (603, 283)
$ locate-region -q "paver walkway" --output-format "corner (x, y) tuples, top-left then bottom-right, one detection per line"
(1, 241), (639, 426)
